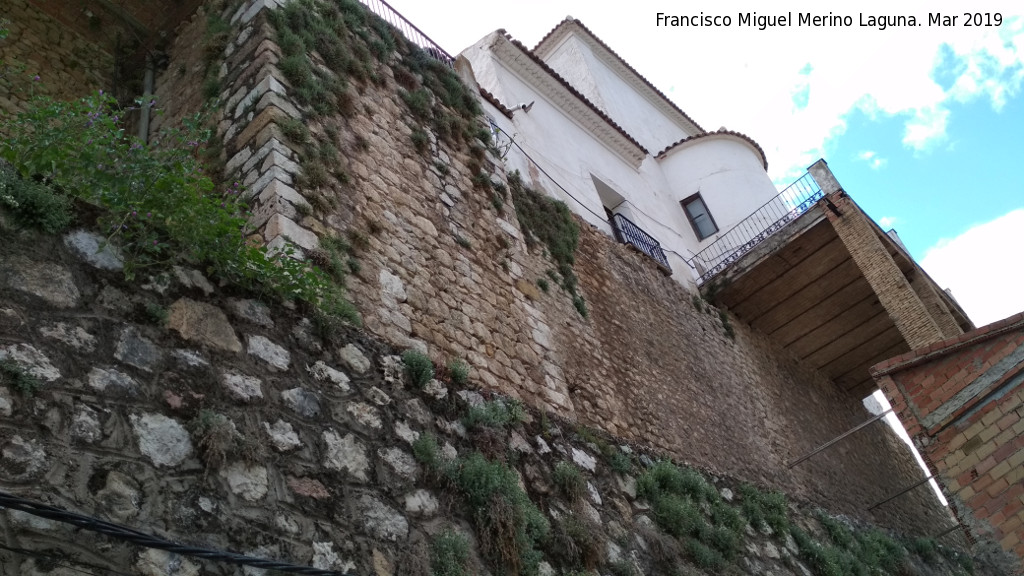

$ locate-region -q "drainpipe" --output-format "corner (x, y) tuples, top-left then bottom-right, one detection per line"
(138, 56), (154, 144)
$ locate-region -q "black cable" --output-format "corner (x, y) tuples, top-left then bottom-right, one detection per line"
(0, 541), (134, 576)
(0, 491), (353, 576)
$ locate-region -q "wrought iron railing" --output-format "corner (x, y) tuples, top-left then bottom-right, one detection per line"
(692, 172), (823, 284)
(356, 0), (455, 67)
(611, 213), (671, 272)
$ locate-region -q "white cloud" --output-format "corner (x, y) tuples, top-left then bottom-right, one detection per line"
(857, 150), (888, 170)
(921, 209), (1024, 327)
(386, 1), (1024, 179)
(877, 216), (897, 229)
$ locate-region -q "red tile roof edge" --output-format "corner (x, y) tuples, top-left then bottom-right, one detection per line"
(498, 30), (649, 155)
(656, 129), (769, 171)
(534, 17), (706, 135)
(479, 88), (514, 119)
(870, 311), (1024, 376)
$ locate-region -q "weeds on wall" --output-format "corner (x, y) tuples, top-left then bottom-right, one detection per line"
(0, 359), (41, 397)
(463, 399), (526, 431)
(402, 349), (435, 389)
(508, 171), (587, 318)
(430, 529), (473, 576)
(447, 359), (470, 385)
(0, 92), (359, 327)
(189, 409), (237, 469)
(552, 461), (586, 503)
(412, 434), (550, 575)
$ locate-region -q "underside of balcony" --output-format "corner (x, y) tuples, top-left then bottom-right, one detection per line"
(701, 202), (971, 399)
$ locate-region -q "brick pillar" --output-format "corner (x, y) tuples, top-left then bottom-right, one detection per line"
(826, 193), (945, 351)
(907, 270), (964, 340)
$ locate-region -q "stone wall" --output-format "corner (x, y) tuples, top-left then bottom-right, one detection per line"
(1, 0), (959, 550)
(302, 45), (954, 538)
(874, 314), (1024, 569)
(0, 225), (987, 576)
(0, 0), (113, 117)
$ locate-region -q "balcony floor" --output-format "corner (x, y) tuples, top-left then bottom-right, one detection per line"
(702, 208), (912, 398)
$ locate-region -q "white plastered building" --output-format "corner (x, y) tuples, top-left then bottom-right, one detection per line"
(457, 17), (784, 291)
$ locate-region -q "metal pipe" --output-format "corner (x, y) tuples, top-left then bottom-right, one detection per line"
(932, 523), (965, 540)
(866, 473), (936, 511)
(138, 56), (154, 144)
(787, 409), (893, 468)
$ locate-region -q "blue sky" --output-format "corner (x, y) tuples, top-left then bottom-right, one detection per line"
(380, 0), (1024, 326)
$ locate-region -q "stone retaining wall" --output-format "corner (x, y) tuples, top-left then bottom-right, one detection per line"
(0, 225), (985, 575)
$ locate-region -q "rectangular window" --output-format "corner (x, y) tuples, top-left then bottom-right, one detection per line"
(681, 194), (718, 240)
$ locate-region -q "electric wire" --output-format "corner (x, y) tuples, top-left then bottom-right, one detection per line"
(0, 541), (134, 576)
(0, 491), (352, 576)
(492, 125), (699, 267)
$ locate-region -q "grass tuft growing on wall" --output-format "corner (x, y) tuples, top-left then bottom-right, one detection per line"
(0, 359), (41, 397)
(402, 349), (434, 388)
(430, 529), (473, 576)
(508, 170), (586, 317)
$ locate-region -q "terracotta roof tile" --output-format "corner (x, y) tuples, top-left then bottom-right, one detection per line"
(499, 30), (649, 155)
(535, 17), (706, 135)
(479, 88), (514, 119)
(656, 129), (769, 170)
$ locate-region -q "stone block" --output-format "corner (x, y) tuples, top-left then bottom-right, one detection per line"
(263, 213), (319, 251)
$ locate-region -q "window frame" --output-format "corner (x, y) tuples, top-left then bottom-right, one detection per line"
(680, 193), (719, 241)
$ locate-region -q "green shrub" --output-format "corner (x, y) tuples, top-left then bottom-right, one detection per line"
(548, 514), (603, 570)
(0, 167), (73, 233)
(509, 171), (587, 317)
(401, 88), (432, 120)
(430, 529), (471, 576)
(710, 500), (745, 534)
(608, 559), (639, 576)
(607, 450), (632, 474)
(553, 461), (586, 503)
(572, 295), (588, 318)
(189, 410), (237, 469)
(143, 302), (168, 326)
(638, 461), (718, 504)
(686, 538), (727, 572)
(651, 493), (705, 539)
(0, 359), (41, 397)
(412, 432), (442, 470)
(447, 358), (469, 386)
(279, 117), (310, 144)
(463, 399), (525, 430)
(536, 278), (550, 293)
(0, 92), (355, 319)
(738, 483), (789, 536)
(909, 537), (938, 564)
(402, 349), (434, 388)
(448, 453), (549, 574)
(411, 128), (429, 153)
(818, 513), (855, 549)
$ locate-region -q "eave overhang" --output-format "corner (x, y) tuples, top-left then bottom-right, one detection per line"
(534, 17), (705, 138)
(490, 31), (649, 169)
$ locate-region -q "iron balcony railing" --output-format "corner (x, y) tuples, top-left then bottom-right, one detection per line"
(692, 172), (823, 284)
(611, 213), (671, 272)
(356, 0), (455, 67)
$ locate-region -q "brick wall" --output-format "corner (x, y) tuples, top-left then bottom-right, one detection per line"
(874, 313), (1024, 567)
(825, 192), (947, 351)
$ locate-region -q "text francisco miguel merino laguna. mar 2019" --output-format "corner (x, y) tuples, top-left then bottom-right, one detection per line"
(655, 11), (1004, 31)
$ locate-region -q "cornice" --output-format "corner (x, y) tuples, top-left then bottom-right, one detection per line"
(534, 18), (705, 138)
(656, 129), (769, 171)
(490, 31), (649, 168)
